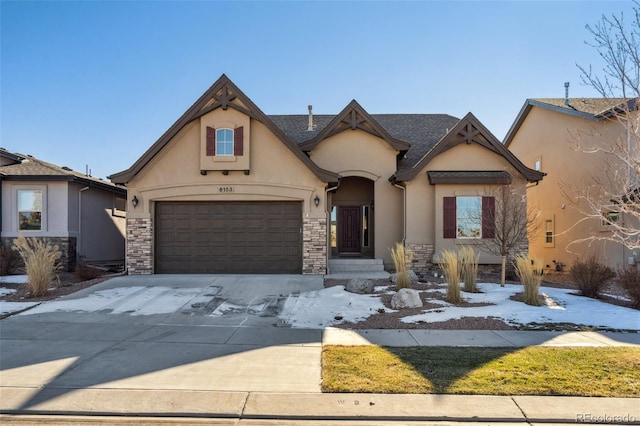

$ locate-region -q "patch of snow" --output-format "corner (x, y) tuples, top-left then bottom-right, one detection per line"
(0, 288), (17, 297)
(401, 283), (640, 330)
(1, 301), (39, 315)
(279, 285), (392, 329)
(18, 286), (204, 316)
(0, 275), (28, 284)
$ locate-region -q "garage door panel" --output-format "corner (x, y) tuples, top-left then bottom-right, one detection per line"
(156, 201), (302, 274)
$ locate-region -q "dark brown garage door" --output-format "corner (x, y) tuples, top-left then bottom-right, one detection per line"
(155, 201), (302, 274)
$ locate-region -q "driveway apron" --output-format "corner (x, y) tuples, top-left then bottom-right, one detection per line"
(0, 275), (324, 414)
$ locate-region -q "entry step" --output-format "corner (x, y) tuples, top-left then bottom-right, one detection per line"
(328, 258), (385, 273)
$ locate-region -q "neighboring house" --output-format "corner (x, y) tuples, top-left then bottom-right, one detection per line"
(505, 97), (636, 272)
(0, 149), (127, 271)
(110, 74), (543, 276)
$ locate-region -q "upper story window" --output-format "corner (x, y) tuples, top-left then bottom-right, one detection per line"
(443, 196), (495, 239)
(18, 189), (43, 231)
(216, 129), (234, 156)
(206, 126), (244, 157)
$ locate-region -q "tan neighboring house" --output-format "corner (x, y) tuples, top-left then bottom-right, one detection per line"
(1, 149), (127, 271)
(111, 74), (543, 276)
(505, 97), (636, 272)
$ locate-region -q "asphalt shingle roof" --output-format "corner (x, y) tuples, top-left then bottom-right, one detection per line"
(268, 113), (460, 173)
(532, 98), (628, 116)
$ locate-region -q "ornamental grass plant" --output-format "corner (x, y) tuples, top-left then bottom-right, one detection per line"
(390, 243), (411, 290)
(513, 254), (543, 306)
(12, 234), (62, 297)
(459, 245), (480, 293)
(439, 249), (461, 304)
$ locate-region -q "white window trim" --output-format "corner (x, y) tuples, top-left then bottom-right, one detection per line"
(216, 128), (234, 156)
(544, 216), (555, 247)
(16, 185), (47, 232)
(456, 196), (482, 239)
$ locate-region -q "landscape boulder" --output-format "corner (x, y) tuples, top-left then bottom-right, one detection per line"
(345, 278), (375, 294)
(391, 288), (423, 309)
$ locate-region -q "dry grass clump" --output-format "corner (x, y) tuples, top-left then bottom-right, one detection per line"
(514, 254), (543, 306)
(390, 243), (412, 290)
(570, 256), (616, 299)
(459, 245), (480, 293)
(439, 249), (461, 304)
(12, 235), (62, 297)
(617, 266), (640, 308)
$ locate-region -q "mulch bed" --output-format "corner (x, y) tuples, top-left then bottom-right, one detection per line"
(0, 272), (114, 302)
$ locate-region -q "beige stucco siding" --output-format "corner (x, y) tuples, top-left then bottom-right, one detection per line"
(309, 131), (403, 266)
(406, 143), (526, 264)
(508, 106), (630, 271)
(128, 112), (327, 216)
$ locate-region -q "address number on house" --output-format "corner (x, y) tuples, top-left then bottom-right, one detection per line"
(219, 187), (234, 193)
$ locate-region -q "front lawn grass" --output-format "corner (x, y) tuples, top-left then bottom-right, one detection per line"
(322, 346), (640, 397)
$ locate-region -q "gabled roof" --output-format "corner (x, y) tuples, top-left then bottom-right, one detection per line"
(297, 100), (411, 152)
(393, 112), (545, 183)
(109, 74), (339, 184)
(270, 113), (459, 174)
(503, 97), (636, 147)
(0, 150), (126, 195)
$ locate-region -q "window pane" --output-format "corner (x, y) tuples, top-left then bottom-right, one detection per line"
(18, 190), (42, 212)
(456, 196), (481, 238)
(216, 129), (234, 156)
(19, 212), (42, 230)
(330, 206), (337, 248)
(18, 190), (43, 231)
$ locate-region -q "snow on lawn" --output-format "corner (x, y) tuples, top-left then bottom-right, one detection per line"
(280, 283), (640, 331)
(18, 286), (204, 316)
(279, 285), (392, 328)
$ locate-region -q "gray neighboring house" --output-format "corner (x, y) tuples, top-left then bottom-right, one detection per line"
(1, 148), (127, 272)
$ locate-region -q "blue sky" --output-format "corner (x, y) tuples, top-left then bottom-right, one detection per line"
(1, 0), (635, 180)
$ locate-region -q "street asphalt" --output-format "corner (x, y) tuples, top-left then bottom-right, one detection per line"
(0, 274), (638, 425)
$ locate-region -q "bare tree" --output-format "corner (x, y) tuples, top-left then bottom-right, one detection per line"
(567, 2), (640, 252)
(473, 184), (540, 286)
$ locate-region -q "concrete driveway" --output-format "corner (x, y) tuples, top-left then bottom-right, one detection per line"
(0, 275), (325, 415)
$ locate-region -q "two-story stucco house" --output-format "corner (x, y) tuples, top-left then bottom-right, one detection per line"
(111, 74), (543, 276)
(1, 149), (127, 271)
(505, 96), (637, 272)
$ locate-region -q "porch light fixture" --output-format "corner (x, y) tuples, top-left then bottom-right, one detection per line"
(314, 195), (320, 207)
(132, 195), (139, 208)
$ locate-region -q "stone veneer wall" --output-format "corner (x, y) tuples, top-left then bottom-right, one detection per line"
(302, 217), (327, 275)
(126, 217), (153, 275)
(406, 242), (434, 278)
(1, 236), (77, 272)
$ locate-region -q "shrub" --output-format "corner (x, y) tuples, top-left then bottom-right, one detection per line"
(76, 264), (102, 281)
(570, 256), (616, 299)
(12, 235), (62, 297)
(390, 243), (413, 290)
(459, 246), (480, 293)
(0, 246), (17, 275)
(617, 267), (640, 309)
(514, 254), (543, 306)
(439, 249), (461, 304)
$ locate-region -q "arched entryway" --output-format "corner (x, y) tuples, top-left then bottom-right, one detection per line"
(329, 176), (374, 258)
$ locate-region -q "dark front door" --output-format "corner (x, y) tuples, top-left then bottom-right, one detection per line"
(338, 206), (361, 253)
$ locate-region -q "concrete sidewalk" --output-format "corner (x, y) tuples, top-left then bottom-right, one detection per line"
(2, 323), (639, 424)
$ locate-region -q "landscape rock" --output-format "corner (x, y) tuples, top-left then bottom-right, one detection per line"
(345, 278), (375, 294)
(391, 288), (423, 309)
(389, 270), (419, 286)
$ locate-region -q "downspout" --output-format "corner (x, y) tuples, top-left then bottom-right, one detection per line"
(78, 186), (90, 265)
(393, 182), (407, 244)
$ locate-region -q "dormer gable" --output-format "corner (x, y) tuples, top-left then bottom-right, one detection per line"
(299, 100), (411, 153)
(110, 74), (338, 184)
(393, 112), (544, 183)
